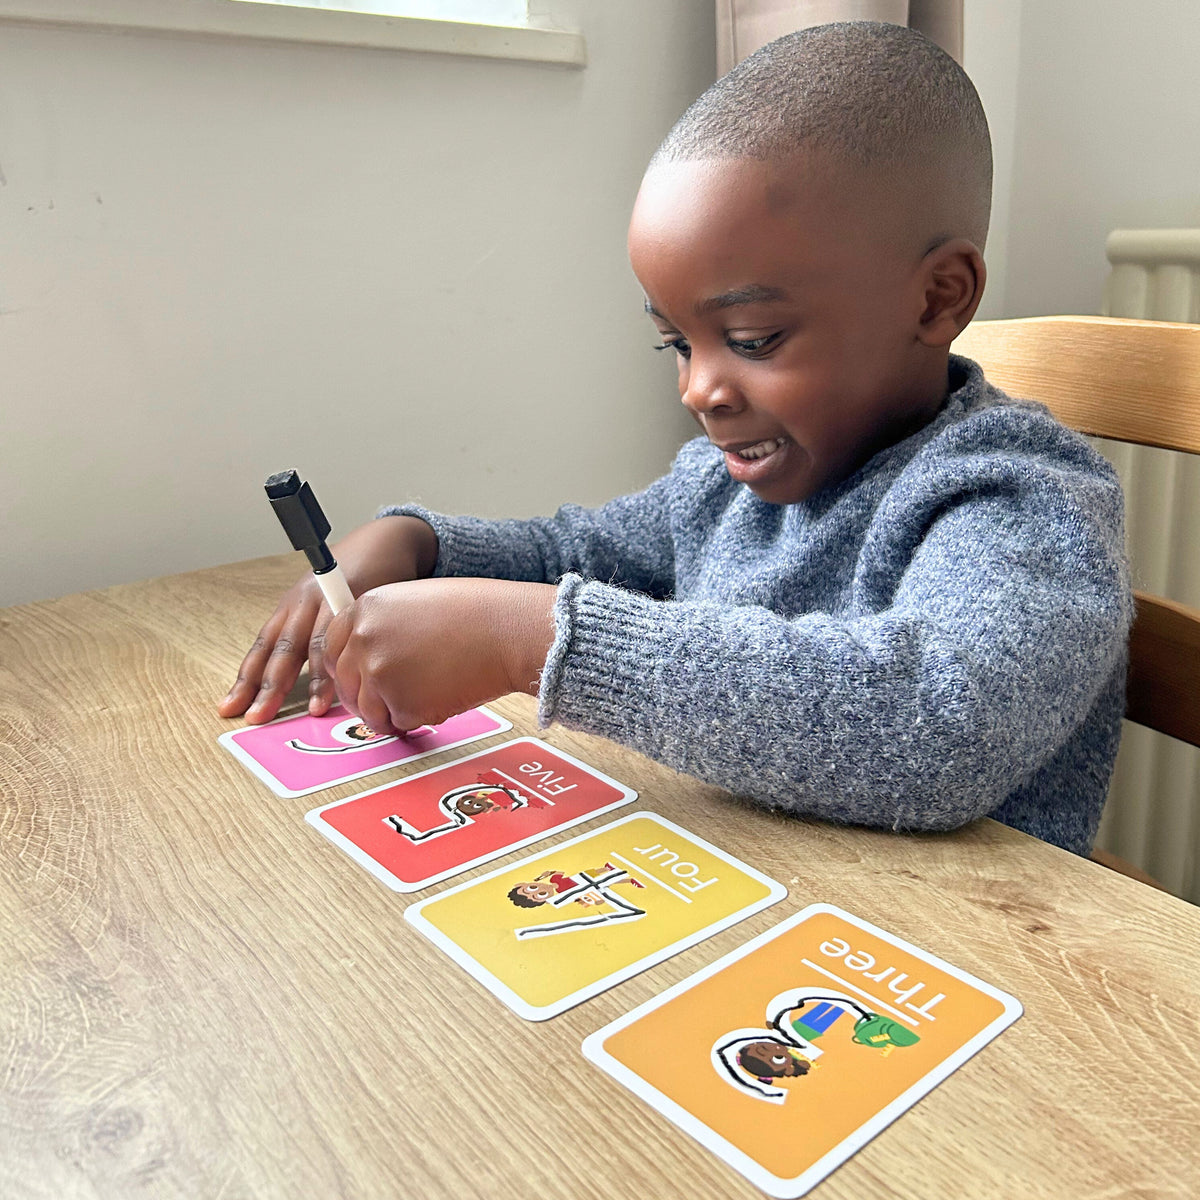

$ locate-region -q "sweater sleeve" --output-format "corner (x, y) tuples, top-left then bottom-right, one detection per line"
(378, 452), (689, 597)
(537, 436), (1132, 834)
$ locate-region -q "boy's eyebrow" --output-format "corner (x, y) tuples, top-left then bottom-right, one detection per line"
(642, 284), (789, 320)
(641, 285), (789, 320)
(697, 284), (789, 314)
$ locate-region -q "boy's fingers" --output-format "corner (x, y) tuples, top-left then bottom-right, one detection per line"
(306, 609), (336, 715)
(324, 618), (356, 717)
(244, 612), (317, 723)
(321, 607), (356, 709)
(355, 684), (399, 739)
(219, 614), (287, 715)
(307, 675), (337, 716)
(331, 663), (359, 722)
(321, 606), (351, 667)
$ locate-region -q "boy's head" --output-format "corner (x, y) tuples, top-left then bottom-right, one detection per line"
(508, 880), (554, 907)
(629, 21), (992, 505)
(738, 1040), (811, 1080)
(451, 787), (506, 816)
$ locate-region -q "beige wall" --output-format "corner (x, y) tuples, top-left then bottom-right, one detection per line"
(965, 0), (1200, 319)
(12, 2), (1193, 607)
(961, 0), (1021, 319)
(0, 1), (712, 606)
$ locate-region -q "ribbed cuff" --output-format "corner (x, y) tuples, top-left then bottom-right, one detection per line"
(537, 575), (671, 757)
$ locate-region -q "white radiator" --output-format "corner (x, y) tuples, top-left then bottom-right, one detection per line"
(1096, 228), (1200, 903)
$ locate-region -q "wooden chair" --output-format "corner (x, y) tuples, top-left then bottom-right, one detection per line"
(952, 315), (1200, 890)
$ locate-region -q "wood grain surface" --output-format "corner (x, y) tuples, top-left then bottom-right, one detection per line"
(953, 315), (1200, 453)
(2, 554), (1199, 1200)
(1127, 590), (1200, 747)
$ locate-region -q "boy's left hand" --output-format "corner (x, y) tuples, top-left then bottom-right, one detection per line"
(320, 577), (557, 733)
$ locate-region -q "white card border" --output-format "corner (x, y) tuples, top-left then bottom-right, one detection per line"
(580, 902), (1024, 1199)
(404, 811), (788, 1021)
(304, 736), (638, 892)
(218, 705), (512, 798)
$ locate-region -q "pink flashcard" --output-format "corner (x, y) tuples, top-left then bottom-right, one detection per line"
(305, 737), (638, 892)
(218, 704), (511, 797)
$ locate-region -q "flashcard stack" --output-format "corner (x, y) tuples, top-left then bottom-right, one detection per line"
(221, 700), (1020, 1198)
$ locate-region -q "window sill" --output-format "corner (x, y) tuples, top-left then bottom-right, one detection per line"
(0, 0), (586, 66)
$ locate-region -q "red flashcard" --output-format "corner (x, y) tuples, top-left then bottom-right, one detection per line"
(305, 738), (638, 892)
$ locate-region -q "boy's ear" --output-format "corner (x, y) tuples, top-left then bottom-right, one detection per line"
(915, 238), (986, 347)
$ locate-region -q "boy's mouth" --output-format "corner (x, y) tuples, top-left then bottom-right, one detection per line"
(731, 436), (788, 461)
(718, 435), (792, 488)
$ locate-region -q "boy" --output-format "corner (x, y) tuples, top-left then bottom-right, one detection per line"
(219, 23), (1130, 857)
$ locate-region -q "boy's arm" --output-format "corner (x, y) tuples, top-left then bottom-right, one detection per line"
(221, 438), (706, 725)
(377, 441), (708, 597)
(537, 469), (1131, 844)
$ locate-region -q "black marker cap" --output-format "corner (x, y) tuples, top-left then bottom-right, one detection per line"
(264, 469), (336, 574)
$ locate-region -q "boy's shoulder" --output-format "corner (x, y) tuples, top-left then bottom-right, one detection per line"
(920, 355), (1119, 485)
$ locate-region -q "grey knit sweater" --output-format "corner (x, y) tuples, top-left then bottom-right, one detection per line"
(385, 357), (1132, 855)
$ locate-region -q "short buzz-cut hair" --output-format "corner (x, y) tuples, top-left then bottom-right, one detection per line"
(652, 21), (992, 247)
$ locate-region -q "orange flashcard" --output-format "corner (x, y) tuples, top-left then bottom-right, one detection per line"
(583, 904), (1022, 1197)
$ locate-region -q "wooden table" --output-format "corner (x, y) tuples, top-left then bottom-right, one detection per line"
(3, 555), (1199, 1200)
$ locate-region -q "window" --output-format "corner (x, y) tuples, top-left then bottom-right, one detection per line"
(0, 0), (583, 66)
(227, 0), (527, 25)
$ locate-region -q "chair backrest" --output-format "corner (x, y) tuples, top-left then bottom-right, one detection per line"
(952, 315), (1200, 747)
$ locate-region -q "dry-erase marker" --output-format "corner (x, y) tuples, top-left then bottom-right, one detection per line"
(264, 469), (355, 615)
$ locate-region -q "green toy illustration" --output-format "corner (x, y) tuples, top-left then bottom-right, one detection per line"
(713, 989), (920, 1103)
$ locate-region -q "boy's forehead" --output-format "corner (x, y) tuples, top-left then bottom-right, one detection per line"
(634, 156), (804, 223)
(630, 153), (926, 287)
(632, 153), (885, 243)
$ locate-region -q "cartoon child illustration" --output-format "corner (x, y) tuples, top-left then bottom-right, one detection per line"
(452, 789), (508, 817)
(713, 989), (920, 1103)
(737, 1041), (812, 1081)
(384, 777), (532, 844)
(507, 864), (647, 939)
(286, 716), (398, 755)
(508, 865), (645, 907)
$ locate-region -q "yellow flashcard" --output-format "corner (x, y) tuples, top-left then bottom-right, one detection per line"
(583, 904), (1022, 1198)
(404, 812), (786, 1020)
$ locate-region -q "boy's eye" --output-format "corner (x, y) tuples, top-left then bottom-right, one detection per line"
(728, 332), (782, 357)
(651, 331), (780, 360)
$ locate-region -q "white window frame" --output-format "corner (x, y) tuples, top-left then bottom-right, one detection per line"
(0, 0), (586, 66)
(236, 0), (526, 24)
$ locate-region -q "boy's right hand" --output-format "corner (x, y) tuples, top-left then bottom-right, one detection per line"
(217, 514), (438, 725)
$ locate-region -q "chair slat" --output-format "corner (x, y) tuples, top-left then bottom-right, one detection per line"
(954, 316), (1200, 454)
(1127, 590), (1200, 747)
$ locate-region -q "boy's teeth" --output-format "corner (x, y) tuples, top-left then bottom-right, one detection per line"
(737, 437), (786, 460)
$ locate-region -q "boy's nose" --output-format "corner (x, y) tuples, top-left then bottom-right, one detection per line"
(681, 356), (743, 415)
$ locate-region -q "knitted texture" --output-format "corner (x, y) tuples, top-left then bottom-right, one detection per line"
(383, 358), (1131, 855)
